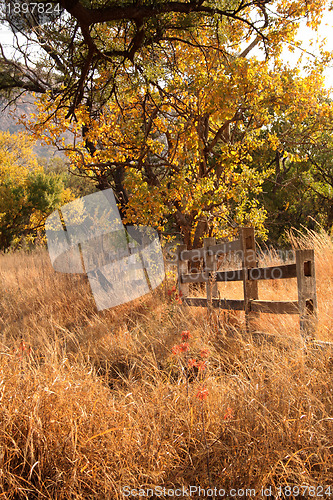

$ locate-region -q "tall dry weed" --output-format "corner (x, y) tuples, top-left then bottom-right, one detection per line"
(0, 231), (332, 498)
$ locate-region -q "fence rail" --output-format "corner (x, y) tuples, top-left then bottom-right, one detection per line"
(180, 263), (298, 284)
(177, 228), (318, 339)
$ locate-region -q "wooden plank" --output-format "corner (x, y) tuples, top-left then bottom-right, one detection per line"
(177, 244), (189, 298)
(183, 297), (245, 310)
(179, 239), (242, 261)
(204, 237), (218, 305)
(182, 297), (208, 307)
(215, 269), (244, 282)
(183, 297), (300, 314)
(218, 299), (245, 311)
(251, 300), (299, 314)
(181, 264), (296, 284)
(296, 249), (318, 339)
(247, 263), (297, 281)
(179, 247), (206, 261)
(208, 239), (242, 256)
(240, 227), (259, 331)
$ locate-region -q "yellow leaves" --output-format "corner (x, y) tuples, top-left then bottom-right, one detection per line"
(146, 138), (165, 155)
(60, 188), (75, 205)
(15, 0), (331, 247)
(267, 133), (281, 152)
(0, 132), (38, 188)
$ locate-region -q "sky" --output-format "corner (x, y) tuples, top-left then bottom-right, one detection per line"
(280, 9), (333, 90)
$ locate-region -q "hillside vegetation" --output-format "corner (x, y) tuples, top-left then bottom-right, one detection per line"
(0, 230), (332, 499)
(0, 96), (63, 159)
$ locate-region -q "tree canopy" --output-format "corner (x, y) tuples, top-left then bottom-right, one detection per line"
(0, 131), (72, 249)
(23, 5), (333, 247)
(1, 0), (333, 247)
(0, 0), (330, 113)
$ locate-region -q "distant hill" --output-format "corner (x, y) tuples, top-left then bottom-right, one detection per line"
(0, 94), (65, 159)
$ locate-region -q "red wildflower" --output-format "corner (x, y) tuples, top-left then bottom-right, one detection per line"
(172, 344), (182, 355)
(196, 386), (209, 401)
(179, 342), (189, 352)
(224, 407), (234, 420)
(168, 286), (178, 297)
(181, 330), (191, 341)
(188, 358), (197, 368)
(15, 340), (32, 358)
(172, 342), (189, 355)
(199, 348), (209, 358)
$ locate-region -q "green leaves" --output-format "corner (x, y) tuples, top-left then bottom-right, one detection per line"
(26, 171), (64, 213)
(0, 132), (72, 250)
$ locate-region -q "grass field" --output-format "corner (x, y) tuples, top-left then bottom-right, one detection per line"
(0, 229), (332, 499)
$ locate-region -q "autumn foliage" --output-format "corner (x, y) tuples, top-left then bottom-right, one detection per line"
(24, 0), (333, 247)
(0, 132), (73, 249)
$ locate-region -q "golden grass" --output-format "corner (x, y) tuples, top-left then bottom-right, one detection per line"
(0, 230), (332, 499)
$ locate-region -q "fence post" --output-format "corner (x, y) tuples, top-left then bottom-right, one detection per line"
(296, 249), (318, 340)
(240, 227), (259, 332)
(177, 244), (189, 299)
(204, 237), (218, 307)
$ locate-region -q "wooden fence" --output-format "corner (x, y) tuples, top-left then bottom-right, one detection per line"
(177, 228), (318, 339)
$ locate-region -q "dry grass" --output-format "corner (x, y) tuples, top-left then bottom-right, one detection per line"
(0, 230), (332, 499)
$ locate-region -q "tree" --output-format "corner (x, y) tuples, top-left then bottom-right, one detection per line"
(40, 156), (98, 197)
(0, 131), (72, 249)
(25, 20), (333, 248)
(2, 0), (332, 248)
(304, 131), (333, 230)
(247, 84), (333, 244)
(0, 0), (329, 114)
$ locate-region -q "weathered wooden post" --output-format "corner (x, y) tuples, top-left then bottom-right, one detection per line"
(204, 237), (218, 307)
(177, 244), (189, 299)
(240, 227), (259, 332)
(296, 249), (318, 340)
